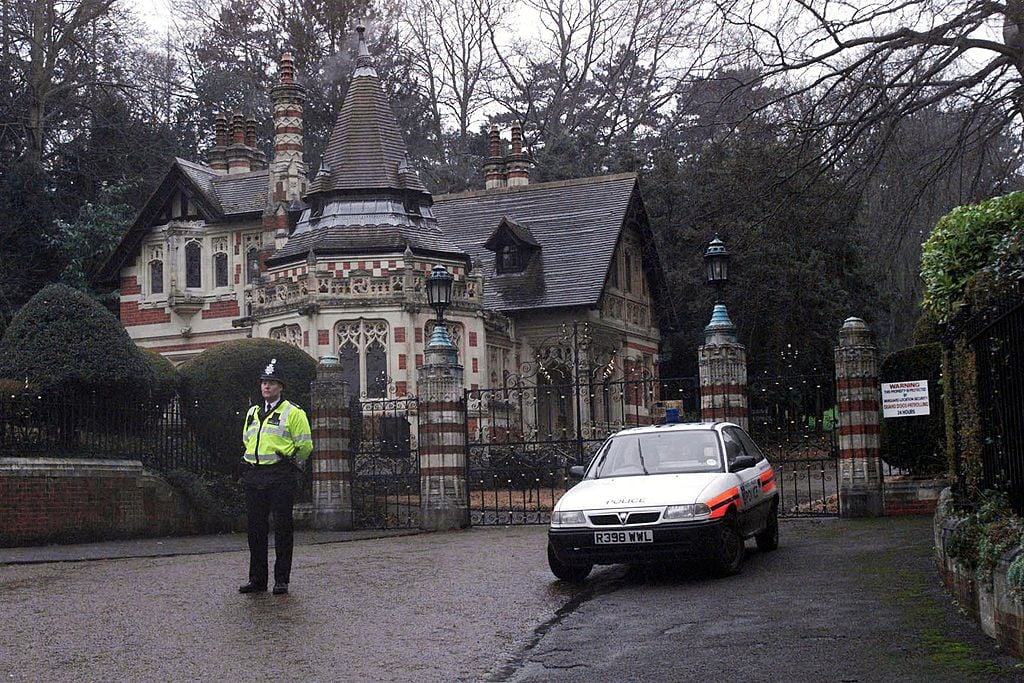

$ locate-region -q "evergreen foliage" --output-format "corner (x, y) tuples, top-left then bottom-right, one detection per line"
(177, 339), (317, 473)
(879, 343), (945, 475)
(921, 192), (1024, 321)
(0, 283), (156, 400)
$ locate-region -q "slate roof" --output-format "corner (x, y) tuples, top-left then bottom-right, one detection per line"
(433, 173), (641, 312)
(268, 207), (467, 265)
(305, 28), (427, 198)
(212, 170), (269, 215)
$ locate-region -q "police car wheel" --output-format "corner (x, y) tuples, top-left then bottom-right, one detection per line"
(714, 519), (744, 576)
(547, 543), (592, 583)
(755, 504), (779, 552)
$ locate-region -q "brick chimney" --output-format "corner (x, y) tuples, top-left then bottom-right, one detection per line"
(483, 124), (506, 189)
(268, 51), (307, 204)
(207, 111), (229, 173)
(227, 111), (250, 174)
(505, 123), (530, 187)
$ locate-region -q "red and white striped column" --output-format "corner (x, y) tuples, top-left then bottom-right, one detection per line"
(418, 331), (468, 530)
(698, 304), (749, 429)
(310, 356), (353, 529)
(834, 317), (883, 517)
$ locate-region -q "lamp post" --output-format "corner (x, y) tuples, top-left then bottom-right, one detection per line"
(426, 264), (455, 350)
(703, 235), (729, 304)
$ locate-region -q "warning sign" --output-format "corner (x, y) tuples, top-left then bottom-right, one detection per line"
(881, 380), (930, 418)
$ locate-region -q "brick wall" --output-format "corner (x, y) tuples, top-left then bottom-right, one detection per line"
(883, 477), (946, 516)
(0, 458), (194, 547)
(120, 301), (171, 327)
(935, 493), (1024, 658)
(201, 300), (241, 319)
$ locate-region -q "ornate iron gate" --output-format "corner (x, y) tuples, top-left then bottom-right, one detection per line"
(465, 376), (700, 525)
(748, 372), (840, 517)
(350, 395), (421, 529)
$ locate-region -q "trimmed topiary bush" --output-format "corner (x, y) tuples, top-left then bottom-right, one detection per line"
(879, 343), (945, 475)
(141, 348), (179, 407)
(0, 283), (156, 401)
(178, 339), (317, 473)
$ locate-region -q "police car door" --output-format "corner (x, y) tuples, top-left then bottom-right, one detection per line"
(722, 426), (764, 536)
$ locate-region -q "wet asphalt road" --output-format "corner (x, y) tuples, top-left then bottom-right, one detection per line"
(1, 517), (1022, 682)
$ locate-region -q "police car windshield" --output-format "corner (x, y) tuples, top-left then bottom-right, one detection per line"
(591, 430), (722, 478)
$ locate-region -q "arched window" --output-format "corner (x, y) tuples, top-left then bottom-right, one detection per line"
(214, 252), (228, 288)
(246, 247), (260, 284)
(150, 259), (164, 294)
(335, 320), (390, 399)
(147, 245), (165, 295)
(185, 240), (202, 289)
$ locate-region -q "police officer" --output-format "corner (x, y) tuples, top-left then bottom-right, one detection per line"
(238, 358), (313, 595)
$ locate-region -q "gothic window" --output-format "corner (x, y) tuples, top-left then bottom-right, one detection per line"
(624, 248), (633, 294)
(150, 259), (164, 295)
(335, 320), (390, 399)
(214, 253), (228, 287)
(185, 240), (202, 289)
(212, 237), (229, 288)
(246, 247), (260, 284)
(609, 253), (619, 289)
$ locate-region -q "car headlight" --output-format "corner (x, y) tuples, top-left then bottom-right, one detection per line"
(664, 503), (711, 520)
(551, 510), (587, 526)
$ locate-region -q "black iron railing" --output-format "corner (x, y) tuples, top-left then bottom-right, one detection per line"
(963, 290), (1024, 513)
(0, 393), (215, 475)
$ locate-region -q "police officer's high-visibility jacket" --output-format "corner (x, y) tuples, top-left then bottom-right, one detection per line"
(242, 399), (313, 465)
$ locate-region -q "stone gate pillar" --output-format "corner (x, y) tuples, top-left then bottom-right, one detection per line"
(834, 317), (884, 517)
(418, 326), (468, 530)
(698, 304), (748, 429)
(310, 355), (353, 529)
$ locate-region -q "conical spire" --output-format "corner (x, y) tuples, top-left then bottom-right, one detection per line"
(305, 23), (425, 197)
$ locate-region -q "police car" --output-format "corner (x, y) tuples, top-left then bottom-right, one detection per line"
(547, 421), (779, 582)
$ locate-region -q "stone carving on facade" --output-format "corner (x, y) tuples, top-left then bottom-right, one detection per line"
(269, 323), (303, 347)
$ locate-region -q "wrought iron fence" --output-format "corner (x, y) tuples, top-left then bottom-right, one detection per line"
(748, 372), (839, 517)
(465, 376), (700, 525)
(349, 395), (421, 529)
(962, 290), (1024, 513)
(0, 393), (215, 474)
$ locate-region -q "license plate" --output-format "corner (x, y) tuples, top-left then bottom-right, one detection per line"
(594, 530), (654, 544)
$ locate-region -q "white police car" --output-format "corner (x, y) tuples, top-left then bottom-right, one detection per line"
(547, 421), (779, 582)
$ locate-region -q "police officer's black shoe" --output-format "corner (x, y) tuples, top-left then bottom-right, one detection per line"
(272, 582), (289, 595)
(238, 582), (267, 594)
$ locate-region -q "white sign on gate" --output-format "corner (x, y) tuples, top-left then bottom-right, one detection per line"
(881, 380), (930, 418)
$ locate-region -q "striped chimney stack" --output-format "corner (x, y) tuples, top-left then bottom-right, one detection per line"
(834, 317), (883, 517)
(698, 304), (749, 429)
(310, 356), (354, 530)
(505, 123), (530, 186)
(208, 112), (229, 172)
(268, 52), (307, 204)
(483, 124), (507, 189)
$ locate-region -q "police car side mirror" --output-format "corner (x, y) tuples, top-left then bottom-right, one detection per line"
(729, 454), (757, 472)
(569, 465), (586, 479)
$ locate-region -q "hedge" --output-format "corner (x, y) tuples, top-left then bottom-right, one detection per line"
(178, 339), (317, 473)
(0, 283), (156, 402)
(879, 343), (944, 475)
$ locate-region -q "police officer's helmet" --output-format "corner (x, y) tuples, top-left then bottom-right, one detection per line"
(260, 358), (286, 386)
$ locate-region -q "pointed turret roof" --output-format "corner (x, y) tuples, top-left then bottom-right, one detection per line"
(268, 24), (464, 267)
(305, 24), (427, 197)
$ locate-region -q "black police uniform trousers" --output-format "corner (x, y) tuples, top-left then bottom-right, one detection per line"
(242, 462), (296, 588)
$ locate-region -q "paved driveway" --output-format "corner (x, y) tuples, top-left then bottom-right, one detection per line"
(1, 518), (1020, 681)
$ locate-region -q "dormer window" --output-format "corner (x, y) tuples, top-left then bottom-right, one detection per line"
(484, 216), (540, 276)
(497, 244), (528, 274)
